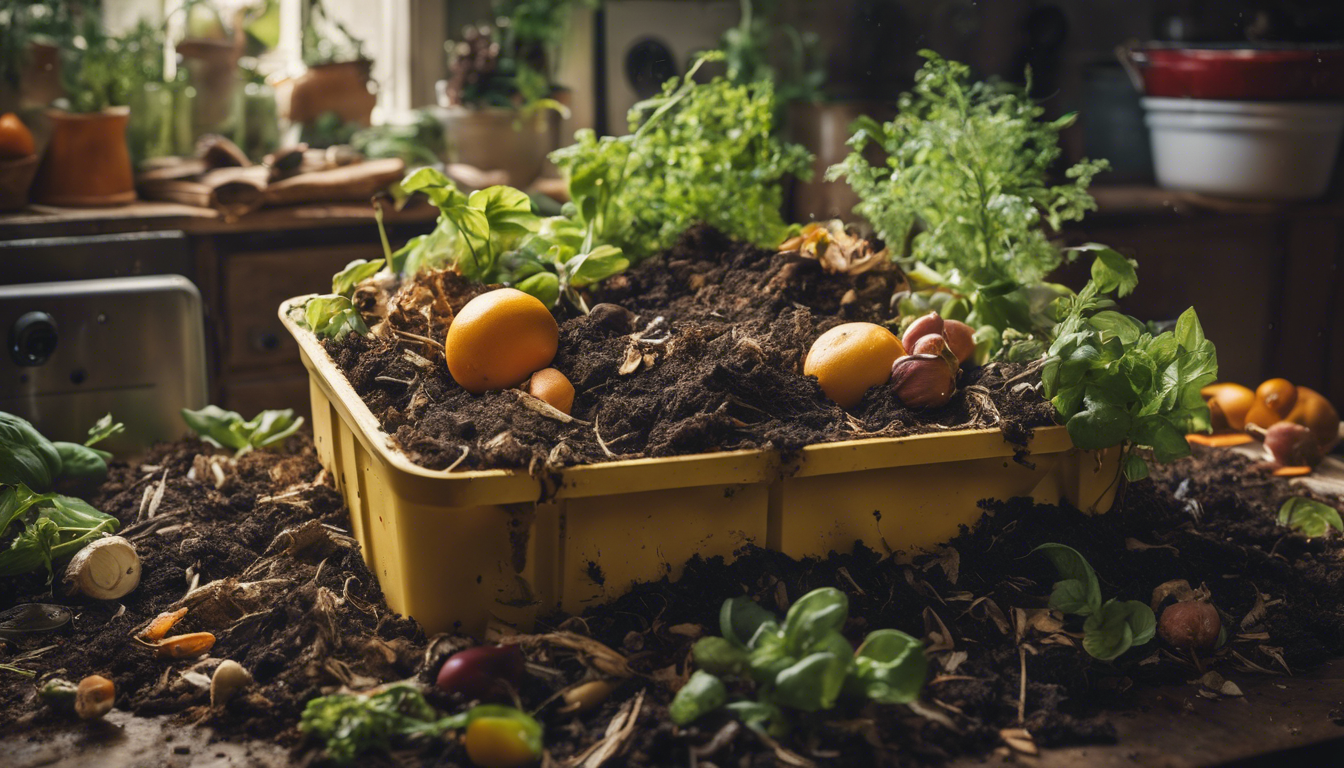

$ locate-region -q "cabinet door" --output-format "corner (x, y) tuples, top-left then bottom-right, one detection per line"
(222, 244), (381, 372)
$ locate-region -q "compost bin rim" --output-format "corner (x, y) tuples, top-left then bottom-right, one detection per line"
(280, 295), (1069, 486)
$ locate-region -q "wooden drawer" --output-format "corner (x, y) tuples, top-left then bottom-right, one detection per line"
(222, 372), (315, 421)
(222, 244), (382, 372)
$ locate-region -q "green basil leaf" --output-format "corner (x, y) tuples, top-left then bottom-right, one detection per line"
(669, 670), (726, 725)
(1082, 599), (1154, 661)
(1278, 497), (1344, 538)
(720, 595), (778, 649)
(780, 587), (849, 655)
(0, 412), (63, 491)
(724, 700), (785, 735)
(1033, 543), (1101, 616)
(514, 272), (560, 309)
(567, 245), (630, 288)
(1122, 453), (1150, 482)
(332, 259), (385, 297)
(1073, 244), (1138, 297)
(772, 651), (848, 712)
(52, 442), (109, 483)
(850, 629), (928, 704)
(1065, 395), (1132, 452)
(692, 636), (749, 676)
(468, 186), (539, 235)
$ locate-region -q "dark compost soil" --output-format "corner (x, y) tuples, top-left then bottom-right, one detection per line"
(327, 226), (1055, 474)
(2, 435), (1342, 767)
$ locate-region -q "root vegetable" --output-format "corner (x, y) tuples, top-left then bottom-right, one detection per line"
(138, 607), (188, 643)
(210, 660), (252, 707)
(1158, 601), (1221, 651)
(154, 632), (216, 659)
(942, 319), (976, 365)
(901, 312), (945, 351)
(559, 679), (617, 714)
(526, 368), (575, 416)
(64, 536), (140, 600)
(1263, 422), (1323, 467)
(910, 334), (949, 357)
(804, 322), (906, 410)
(75, 675), (115, 720)
(436, 645), (526, 700)
(444, 289), (559, 394)
(890, 354), (957, 409)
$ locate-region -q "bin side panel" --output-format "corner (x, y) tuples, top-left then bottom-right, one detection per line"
(777, 453), (1060, 560)
(558, 482), (770, 613)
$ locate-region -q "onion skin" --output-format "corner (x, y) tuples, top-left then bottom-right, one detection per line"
(435, 645), (526, 701)
(901, 312), (945, 352)
(1263, 422), (1323, 467)
(910, 334), (950, 357)
(1158, 602), (1221, 651)
(942, 320), (976, 365)
(890, 354), (957, 409)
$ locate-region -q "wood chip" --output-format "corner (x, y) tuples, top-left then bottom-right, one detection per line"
(565, 690), (645, 768)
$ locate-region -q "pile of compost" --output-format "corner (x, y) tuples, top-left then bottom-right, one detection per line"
(327, 226), (1056, 473)
(2, 434), (1341, 766)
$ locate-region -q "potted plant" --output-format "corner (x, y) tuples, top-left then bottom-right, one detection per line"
(437, 1), (590, 187)
(0, 1), (88, 114)
(31, 20), (139, 206)
(280, 0), (376, 133)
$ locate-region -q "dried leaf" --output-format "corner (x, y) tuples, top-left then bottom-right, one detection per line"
(1240, 586), (1267, 630)
(1126, 538), (1179, 555)
(1000, 728), (1038, 756)
(1150, 579), (1206, 613)
(966, 596), (1011, 636)
(923, 607), (955, 653)
(941, 650), (968, 674)
(618, 345), (643, 375)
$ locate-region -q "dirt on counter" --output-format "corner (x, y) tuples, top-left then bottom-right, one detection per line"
(1, 435), (1342, 766)
(328, 225), (1056, 474)
(0, 436), (423, 744)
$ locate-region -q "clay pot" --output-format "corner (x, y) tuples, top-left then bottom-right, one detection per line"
(281, 61), (376, 127)
(32, 108), (135, 207)
(787, 100), (895, 222)
(0, 154), (39, 211)
(437, 100), (551, 188)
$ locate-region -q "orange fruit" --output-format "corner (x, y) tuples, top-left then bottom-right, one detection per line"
(445, 288), (559, 394)
(0, 113), (35, 160)
(1285, 387), (1340, 451)
(1245, 378), (1298, 428)
(1200, 382), (1254, 432)
(527, 367), (575, 415)
(804, 322), (906, 409)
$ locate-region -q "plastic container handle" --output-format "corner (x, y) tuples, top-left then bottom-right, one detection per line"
(1116, 42), (1147, 92)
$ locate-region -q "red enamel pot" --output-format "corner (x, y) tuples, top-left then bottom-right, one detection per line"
(1123, 43), (1344, 101)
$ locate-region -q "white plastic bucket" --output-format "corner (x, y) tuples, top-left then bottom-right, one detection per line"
(1142, 97), (1344, 200)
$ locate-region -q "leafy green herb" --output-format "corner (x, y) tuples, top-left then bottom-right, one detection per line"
(551, 52), (811, 260)
(1042, 247), (1218, 479)
(0, 412), (112, 491)
(296, 295), (370, 340)
(299, 683), (542, 764)
(1034, 543), (1155, 661)
(0, 484), (118, 579)
(84, 414), (124, 447)
(181, 406), (304, 455)
(392, 168), (629, 310)
(669, 587), (927, 735)
(1278, 497), (1343, 538)
(828, 51), (1107, 350)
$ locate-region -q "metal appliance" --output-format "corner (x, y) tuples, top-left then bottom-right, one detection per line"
(0, 275), (208, 452)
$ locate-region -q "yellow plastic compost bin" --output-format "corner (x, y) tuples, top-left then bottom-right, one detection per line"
(281, 298), (1120, 637)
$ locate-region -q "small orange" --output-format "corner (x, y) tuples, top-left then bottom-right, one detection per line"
(1245, 378), (1298, 428)
(445, 288), (559, 394)
(0, 113), (35, 160)
(804, 322), (906, 409)
(527, 367), (575, 415)
(1200, 382), (1254, 432)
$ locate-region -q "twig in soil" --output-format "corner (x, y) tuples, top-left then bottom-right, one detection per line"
(147, 470), (169, 519)
(1001, 358), (1047, 388)
(594, 416), (622, 459)
(0, 663), (35, 677)
(375, 375), (415, 387)
(1017, 646), (1028, 723)
(445, 446), (470, 473)
(691, 720), (742, 763)
(122, 516), (175, 541)
(516, 391), (591, 425)
(836, 566), (866, 596)
(964, 385), (1002, 426)
(392, 329), (441, 347)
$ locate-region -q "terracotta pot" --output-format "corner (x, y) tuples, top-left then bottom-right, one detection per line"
(176, 37), (241, 134)
(437, 100), (551, 188)
(281, 60), (376, 127)
(0, 154), (39, 211)
(32, 108), (135, 207)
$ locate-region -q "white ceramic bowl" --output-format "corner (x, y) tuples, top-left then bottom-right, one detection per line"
(1142, 97), (1344, 200)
